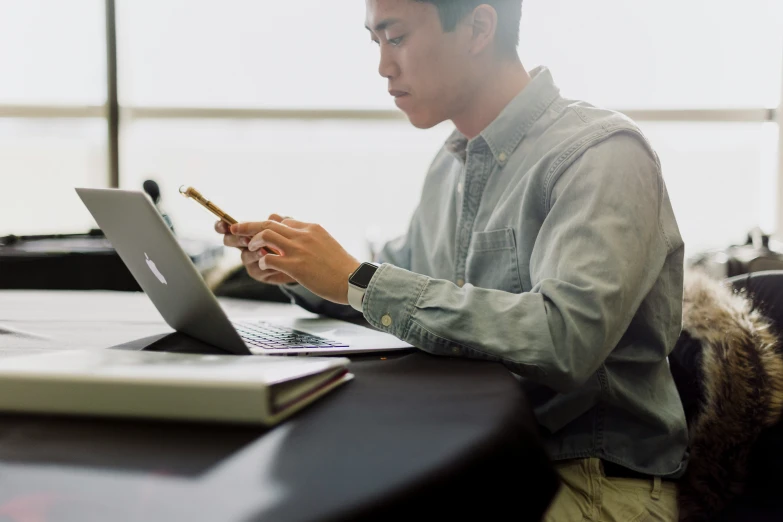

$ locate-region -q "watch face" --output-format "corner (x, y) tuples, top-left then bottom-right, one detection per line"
(350, 263), (377, 289)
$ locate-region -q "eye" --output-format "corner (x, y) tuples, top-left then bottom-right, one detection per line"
(371, 37), (380, 46)
(388, 35), (405, 46)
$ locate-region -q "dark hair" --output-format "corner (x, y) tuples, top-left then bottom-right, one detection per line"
(415, 0), (522, 57)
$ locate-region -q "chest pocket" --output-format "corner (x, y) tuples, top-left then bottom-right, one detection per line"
(465, 228), (524, 294)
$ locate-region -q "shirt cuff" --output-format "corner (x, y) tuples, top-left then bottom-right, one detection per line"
(362, 263), (429, 339)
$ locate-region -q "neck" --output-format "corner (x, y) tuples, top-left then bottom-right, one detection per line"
(452, 59), (531, 140)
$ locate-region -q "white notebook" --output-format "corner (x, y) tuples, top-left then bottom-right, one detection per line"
(0, 349), (353, 425)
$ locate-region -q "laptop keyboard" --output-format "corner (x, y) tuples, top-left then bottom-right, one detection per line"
(233, 320), (349, 350)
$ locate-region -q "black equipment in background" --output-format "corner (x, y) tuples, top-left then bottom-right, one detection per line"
(0, 231), (223, 291)
(689, 227), (783, 279)
(143, 179), (175, 233)
(0, 181), (222, 291)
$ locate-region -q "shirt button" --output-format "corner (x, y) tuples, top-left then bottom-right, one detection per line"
(498, 152), (507, 162)
(456, 279), (465, 287)
(381, 314), (392, 327)
(451, 346), (461, 354)
(457, 182), (463, 194)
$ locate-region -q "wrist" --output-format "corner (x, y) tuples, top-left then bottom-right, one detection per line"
(338, 260), (361, 305)
(347, 261), (379, 312)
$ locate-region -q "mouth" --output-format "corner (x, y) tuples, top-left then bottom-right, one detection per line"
(389, 90), (409, 99)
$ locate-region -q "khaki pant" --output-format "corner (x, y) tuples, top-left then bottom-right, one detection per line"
(543, 458), (678, 522)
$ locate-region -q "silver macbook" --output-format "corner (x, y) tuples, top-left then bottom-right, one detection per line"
(76, 188), (413, 356)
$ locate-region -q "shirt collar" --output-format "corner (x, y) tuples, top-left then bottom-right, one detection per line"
(446, 66), (560, 165)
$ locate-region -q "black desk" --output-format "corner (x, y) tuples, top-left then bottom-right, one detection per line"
(0, 291), (558, 521)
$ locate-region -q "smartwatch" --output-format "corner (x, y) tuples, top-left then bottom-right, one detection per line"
(348, 262), (379, 312)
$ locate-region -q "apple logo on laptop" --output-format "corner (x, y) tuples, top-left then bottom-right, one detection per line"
(145, 253), (167, 284)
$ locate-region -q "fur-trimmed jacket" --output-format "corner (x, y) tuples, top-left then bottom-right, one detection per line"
(671, 270), (783, 521)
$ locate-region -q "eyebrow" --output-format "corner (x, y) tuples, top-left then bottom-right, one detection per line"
(365, 18), (402, 33)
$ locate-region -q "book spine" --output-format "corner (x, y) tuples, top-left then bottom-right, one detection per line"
(0, 377), (271, 425)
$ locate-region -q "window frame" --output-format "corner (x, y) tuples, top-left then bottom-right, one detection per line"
(0, 0), (781, 237)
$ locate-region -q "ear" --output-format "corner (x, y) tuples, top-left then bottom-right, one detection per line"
(468, 4), (498, 56)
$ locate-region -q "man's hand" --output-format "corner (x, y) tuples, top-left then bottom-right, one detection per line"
(215, 214), (297, 286)
(229, 218), (361, 305)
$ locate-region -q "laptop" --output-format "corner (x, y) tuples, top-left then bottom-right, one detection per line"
(76, 188), (414, 356)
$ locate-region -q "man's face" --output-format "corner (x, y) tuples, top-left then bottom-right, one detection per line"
(365, 0), (475, 129)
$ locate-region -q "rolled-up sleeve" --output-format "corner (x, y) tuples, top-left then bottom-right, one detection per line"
(362, 134), (673, 393)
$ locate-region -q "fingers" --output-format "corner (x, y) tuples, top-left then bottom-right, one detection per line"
(220, 217), (292, 234)
(231, 220), (297, 239)
(240, 248), (262, 267)
(244, 253), (296, 285)
(258, 251), (293, 273)
(223, 234), (249, 249)
(246, 263), (293, 285)
(222, 218), (297, 256)
(247, 228), (291, 254)
(215, 220), (229, 234)
(262, 271), (297, 285)
(217, 219), (248, 249)
(241, 247), (286, 266)
(280, 217), (308, 229)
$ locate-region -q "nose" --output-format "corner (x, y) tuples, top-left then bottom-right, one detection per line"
(377, 44), (398, 80)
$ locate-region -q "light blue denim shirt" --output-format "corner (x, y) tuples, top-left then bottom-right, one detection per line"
(283, 66), (689, 477)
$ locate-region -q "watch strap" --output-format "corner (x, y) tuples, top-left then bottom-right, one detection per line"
(347, 262), (379, 312)
(347, 283), (365, 312)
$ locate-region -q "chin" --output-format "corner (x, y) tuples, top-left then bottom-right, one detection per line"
(405, 110), (445, 130)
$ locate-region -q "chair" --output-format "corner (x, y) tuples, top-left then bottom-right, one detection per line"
(671, 270), (783, 521)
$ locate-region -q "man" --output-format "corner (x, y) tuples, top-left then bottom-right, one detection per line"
(217, 1), (687, 519)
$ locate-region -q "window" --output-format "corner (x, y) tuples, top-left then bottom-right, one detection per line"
(0, 119), (107, 236)
(0, 0), (106, 105)
(0, 0), (106, 235)
(120, 119), (451, 259)
(2, 0), (782, 260)
(639, 122), (778, 253)
(116, 0), (388, 109)
(519, 0), (783, 109)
